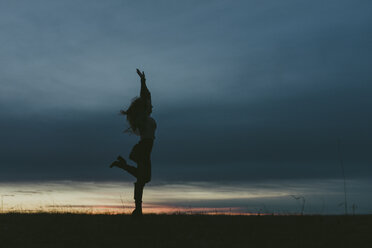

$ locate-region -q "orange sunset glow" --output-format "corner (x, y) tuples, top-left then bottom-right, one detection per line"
(0, 181), (292, 214)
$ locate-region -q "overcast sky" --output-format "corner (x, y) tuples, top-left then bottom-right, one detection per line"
(0, 0), (372, 186)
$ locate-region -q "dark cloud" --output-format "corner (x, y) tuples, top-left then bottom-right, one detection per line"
(0, 0), (371, 183)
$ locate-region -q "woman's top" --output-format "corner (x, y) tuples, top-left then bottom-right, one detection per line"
(140, 117), (157, 140)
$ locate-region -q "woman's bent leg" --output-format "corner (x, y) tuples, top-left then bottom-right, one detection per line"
(124, 164), (138, 178)
(116, 156), (138, 178)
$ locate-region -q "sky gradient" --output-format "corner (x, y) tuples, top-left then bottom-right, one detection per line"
(1, 0), (372, 214)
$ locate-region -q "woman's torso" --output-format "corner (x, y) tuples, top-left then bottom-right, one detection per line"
(139, 116), (157, 140)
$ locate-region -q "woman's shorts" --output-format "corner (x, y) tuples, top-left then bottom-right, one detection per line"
(129, 139), (153, 183)
(129, 139), (154, 164)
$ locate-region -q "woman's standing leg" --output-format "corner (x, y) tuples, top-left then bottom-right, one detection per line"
(131, 140), (153, 217)
(132, 159), (151, 217)
(132, 180), (145, 217)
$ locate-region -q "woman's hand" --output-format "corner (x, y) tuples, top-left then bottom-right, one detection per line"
(136, 68), (146, 81)
(137, 68), (151, 100)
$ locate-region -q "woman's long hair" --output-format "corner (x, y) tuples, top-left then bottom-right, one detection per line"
(120, 97), (146, 134)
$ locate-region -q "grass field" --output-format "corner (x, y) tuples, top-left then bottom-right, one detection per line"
(0, 213), (371, 248)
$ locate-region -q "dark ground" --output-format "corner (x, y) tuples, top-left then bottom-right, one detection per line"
(0, 214), (371, 248)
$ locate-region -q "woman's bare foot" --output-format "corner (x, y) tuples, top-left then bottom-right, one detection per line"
(109, 160), (122, 168)
(110, 156), (129, 169)
(117, 156), (127, 165)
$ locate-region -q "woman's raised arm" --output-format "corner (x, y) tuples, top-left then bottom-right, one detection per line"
(136, 68), (151, 102)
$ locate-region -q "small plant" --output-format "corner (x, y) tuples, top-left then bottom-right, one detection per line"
(337, 138), (348, 215)
(290, 195), (306, 215)
(352, 203), (358, 215)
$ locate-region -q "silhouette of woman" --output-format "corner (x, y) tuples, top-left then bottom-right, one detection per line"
(110, 68), (156, 217)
